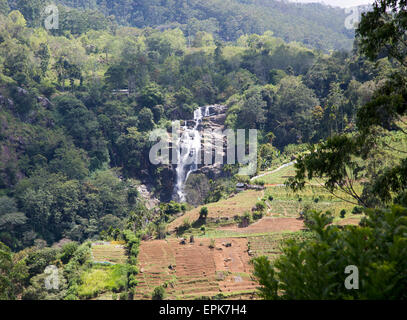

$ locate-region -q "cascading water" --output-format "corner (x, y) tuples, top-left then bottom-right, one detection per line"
(173, 106), (211, 202)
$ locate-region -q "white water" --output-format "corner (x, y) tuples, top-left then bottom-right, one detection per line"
(173, 106), (211, 202)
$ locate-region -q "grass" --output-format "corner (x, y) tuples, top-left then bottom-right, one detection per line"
(265, 184), (364, 220)
(257, 165), (297, 185)
(169, 189), (264, 232)
(77, 265), (128, 299)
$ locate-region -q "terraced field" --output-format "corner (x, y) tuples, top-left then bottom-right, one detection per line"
(91, 242), (127, 264)
(87, 162), (363, 300)
(248, 232), (315, 261)
(168, 189), (265, 232)
(265, 184), (364, 220)
(218, 217), (304, 234)
(134, 238), (258, 300)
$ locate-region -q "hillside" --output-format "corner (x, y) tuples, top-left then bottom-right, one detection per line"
(84, 163), (361, 300)
(11, 0), (355, 51)
(2, 0), (407, 302)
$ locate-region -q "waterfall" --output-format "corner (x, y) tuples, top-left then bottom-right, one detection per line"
(173, 106), (210, 202)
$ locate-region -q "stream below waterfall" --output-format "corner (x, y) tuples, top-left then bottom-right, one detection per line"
(173, 106), (211, 202)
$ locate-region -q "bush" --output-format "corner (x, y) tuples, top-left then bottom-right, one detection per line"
(152, 286), (166, 300)
(252, 206), (407, 299)
(253, 179), (265, 186)
(199, 207), (209, 220)
(255, 201), (267, 213)
(352, 206), (363, 214)
(253, 211), (264, 220)
(119, 292), (128, 300)
(239, 211), (253, 228)
(235, 175), (250, 184)
(340, 209), (346, 219)
(122, 230), (141, 266)
(213, 293), (226, 300)
(60, 242), (79, 264)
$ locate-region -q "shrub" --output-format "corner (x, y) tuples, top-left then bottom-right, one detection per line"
(253, 211), (264, 220)
(213, 293), (226, 300)
(122, 230), (140, 266)
(235, 175), (250, 184)
(340, 209), (346, 219)
(199, 207), (209, 220)
(152, 286), (166, 300)
(255, 201), (267, 213)
(352, 206), (363, 214)
(119, 292), (128, 300)
(60, 242), (79, 265)
(239, 211), (252, 228)
(253, 179), (265, 186)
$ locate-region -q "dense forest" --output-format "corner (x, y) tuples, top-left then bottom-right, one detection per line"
(0, 0), (406, 301)
(7, 0), (355, 51)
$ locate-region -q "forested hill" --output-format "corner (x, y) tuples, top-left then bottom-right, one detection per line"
(9, 0), (355, 51)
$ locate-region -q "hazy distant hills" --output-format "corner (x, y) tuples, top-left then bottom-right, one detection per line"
(55, 0), (358, 51)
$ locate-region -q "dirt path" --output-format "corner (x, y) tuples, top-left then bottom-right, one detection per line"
(251, 161), (296, 181)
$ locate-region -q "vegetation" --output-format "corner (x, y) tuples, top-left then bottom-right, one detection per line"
(32, 0), (356, 52)
(252, 207), (407, 299)
(152, 285), (166, 300)
(253, 0), (407, 300)
(0, 0), (406, 301)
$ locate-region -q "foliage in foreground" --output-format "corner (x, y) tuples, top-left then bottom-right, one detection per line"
(252, 206), (407, 300)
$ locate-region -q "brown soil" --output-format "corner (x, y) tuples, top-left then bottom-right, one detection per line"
(134, 238), (257, 300)
(335, 218), (361, 226)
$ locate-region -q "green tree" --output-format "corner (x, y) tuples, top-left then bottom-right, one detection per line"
(199, 207), (209, 221)
(138, 108), (155, 131)
(0, 242), (28, 300)
(0, 197), (28, 249)
(253, 207), (407, 299)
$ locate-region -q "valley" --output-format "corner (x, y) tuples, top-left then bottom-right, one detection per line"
(87, 165), (361, 300)
(1, 0), (406, 303)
